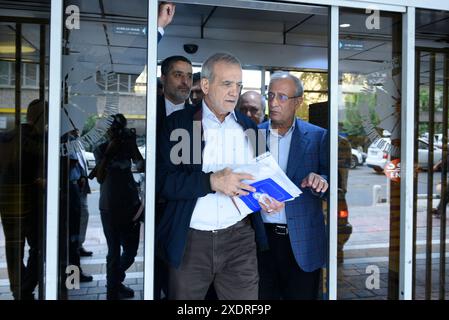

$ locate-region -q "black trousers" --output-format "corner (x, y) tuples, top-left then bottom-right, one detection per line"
(258, 223), (321, 300)
(100, 210), (140, 293)
(68, 182), (81, 269)
(0, 184), (40, 300)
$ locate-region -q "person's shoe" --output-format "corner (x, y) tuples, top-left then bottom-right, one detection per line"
(79, 247), (93, 257)
(79, 272), (93, 282)
(118, 283), (134, 299)
(432, 208), (441, 218)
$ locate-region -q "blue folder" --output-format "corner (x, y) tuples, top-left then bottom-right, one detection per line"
(239, 178), (293, 212)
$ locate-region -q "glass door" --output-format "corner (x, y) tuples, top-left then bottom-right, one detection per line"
(337, 7), (403, 300)
(0, 10), (50, 300)
(57, 0), (148, 300)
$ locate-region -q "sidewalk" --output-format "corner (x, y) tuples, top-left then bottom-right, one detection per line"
(1, 199), (448, 300)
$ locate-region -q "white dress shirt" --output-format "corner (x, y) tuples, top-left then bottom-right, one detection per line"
(190, 101), (255, 231)
(165, 98), (185, 117)
(261, 120), (296, 224)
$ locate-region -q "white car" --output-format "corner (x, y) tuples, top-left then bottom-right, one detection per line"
(366, 138), (390, 173)
(350, 148), (365, 169)
(366, 137), (441, 173)
(417, 139), (442, 169)
(84, 151), (96, 170)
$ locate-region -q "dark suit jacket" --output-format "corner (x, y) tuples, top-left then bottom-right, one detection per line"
(156, 107), (269, 268)
(155, 96), (195, 198)
(259, 118), (329, 272)
(156, 95), (194, 136)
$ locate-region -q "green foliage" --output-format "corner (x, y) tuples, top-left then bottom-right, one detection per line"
(342, 93), (378, 136)
(81, 114), (99, 136)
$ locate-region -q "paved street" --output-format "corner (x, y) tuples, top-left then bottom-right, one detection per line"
(340, 164), (449, 300)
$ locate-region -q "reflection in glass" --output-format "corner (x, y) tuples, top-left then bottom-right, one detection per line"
(0, 16), (49, 300)
(337, 8), (402, 300)
(58, 0), (148, 300)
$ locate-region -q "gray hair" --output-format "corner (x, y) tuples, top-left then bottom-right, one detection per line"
(269, 71), (304, 97)
(201, 52), (242, 83)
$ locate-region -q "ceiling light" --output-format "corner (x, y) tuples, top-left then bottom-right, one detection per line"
(340, 23), (351, 28)
(0, 44), (36, 54)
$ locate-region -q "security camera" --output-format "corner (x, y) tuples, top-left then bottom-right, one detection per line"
(183, 44), (198, 54)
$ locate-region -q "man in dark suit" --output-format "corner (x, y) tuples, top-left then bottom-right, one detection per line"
(156, 52), (282, 300)
(258, 72), (329, 300)
(157, 55), (193, 129)
(154, 55), (193, 300)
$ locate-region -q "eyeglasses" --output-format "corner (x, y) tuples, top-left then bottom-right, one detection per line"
(265, 92), (300, 102)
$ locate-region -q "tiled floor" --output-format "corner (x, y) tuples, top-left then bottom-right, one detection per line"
(1, 198), (448, 300)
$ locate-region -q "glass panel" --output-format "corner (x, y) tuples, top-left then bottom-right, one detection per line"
(414, 8), (449, 300)
(118, 74), (129, 93)
(0, 5), (50, 300)
(0, 61), (10, 85)
(156, 2), (329, 300)
(337, 8), (402, 300)
(58, 0), (148, 300)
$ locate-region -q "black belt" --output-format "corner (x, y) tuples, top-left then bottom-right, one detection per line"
(192, 216), (250, 234)
(265, 223), (288, 236)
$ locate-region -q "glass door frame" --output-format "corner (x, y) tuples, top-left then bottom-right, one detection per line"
(329, 4), (415, 301)
(45, 0), (63, 300)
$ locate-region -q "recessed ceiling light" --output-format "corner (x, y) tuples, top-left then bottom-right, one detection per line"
(340, 23), (351, 28)
(0, 44), (36, 54)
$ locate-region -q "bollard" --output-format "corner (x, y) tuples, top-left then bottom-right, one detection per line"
(372, 184), (381, 206)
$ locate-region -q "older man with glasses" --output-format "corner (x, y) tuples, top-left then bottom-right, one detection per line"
(258, 71), (329, 300)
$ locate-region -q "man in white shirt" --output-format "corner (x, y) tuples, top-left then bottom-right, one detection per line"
(156, 52), (282, 300)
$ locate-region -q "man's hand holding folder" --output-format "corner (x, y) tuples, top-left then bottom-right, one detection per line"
(209, 166), (286, 213)
(229, 152), (303, 215)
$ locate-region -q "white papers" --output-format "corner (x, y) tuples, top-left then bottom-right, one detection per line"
(231, 152), (302, 215)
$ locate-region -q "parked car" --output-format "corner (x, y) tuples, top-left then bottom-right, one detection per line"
(350, 148), (365, 169)
(417, 139), (442, 169)
(366, 138), (390, 173)
(84, 151), (96, 170)
(366, 137), (442, 173)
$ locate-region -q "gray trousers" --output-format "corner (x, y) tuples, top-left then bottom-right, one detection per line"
(168, 217), (259, 300)
(79, 192), (89, 246)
